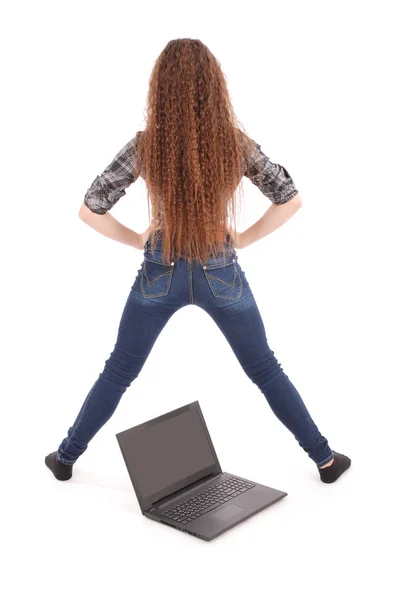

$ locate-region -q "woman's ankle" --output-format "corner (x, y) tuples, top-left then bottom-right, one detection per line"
(319, 457), (334, 469)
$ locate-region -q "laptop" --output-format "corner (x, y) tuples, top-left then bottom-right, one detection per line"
(116, 401), (287, 541)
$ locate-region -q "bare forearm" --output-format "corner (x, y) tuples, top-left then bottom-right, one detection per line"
(240, 193), (302, 248)
(79, 209), (141, 249)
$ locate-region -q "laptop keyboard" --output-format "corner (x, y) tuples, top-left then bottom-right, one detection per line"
(160, 476), (256, 524)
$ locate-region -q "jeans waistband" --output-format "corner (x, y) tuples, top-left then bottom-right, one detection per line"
(144, 231), (234, 257)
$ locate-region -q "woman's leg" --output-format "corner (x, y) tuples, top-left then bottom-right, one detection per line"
(56, 287), (178, 465)
(213, 294), (333, 466)
(196, 258), (334, 467)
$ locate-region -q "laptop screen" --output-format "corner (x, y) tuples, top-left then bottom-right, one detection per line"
(117, 403), (220, 511)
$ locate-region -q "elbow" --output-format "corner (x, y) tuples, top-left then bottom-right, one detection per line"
(78, 202), (90, 220)
(275, 192), (302, 208)
(290, 192), (302, 207)
(78, 202), (101, 220)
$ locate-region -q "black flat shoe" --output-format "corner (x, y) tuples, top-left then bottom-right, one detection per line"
(318, 451), (351, 483)
(45, 451), (73, 481)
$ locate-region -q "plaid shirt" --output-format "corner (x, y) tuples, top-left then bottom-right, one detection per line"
(83, 130), (299, 215)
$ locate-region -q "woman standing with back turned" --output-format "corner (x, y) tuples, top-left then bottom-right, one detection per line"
(45, 38), (351, 484)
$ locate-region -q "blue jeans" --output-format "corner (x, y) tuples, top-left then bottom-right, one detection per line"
(57, 232), (334, 468)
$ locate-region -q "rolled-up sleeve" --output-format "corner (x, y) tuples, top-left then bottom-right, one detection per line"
(243, 139), (299, 205)
(83, 131), (142, 214)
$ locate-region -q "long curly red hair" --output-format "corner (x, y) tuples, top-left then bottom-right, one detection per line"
(134, 38), (259, 264)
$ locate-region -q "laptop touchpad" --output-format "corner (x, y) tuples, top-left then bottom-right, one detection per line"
(211, 504), (246, 521)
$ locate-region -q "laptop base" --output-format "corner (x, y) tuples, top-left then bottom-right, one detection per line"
(147, 471), (287, 541)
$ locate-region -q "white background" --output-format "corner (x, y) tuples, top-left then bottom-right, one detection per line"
(2, 1), (400, 598)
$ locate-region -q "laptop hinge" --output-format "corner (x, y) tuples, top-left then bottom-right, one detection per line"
(151, 472), (219, 510)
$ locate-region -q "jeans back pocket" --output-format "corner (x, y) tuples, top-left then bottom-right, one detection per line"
(202, 258), (242, 300)
(141, 256), (175, 298)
